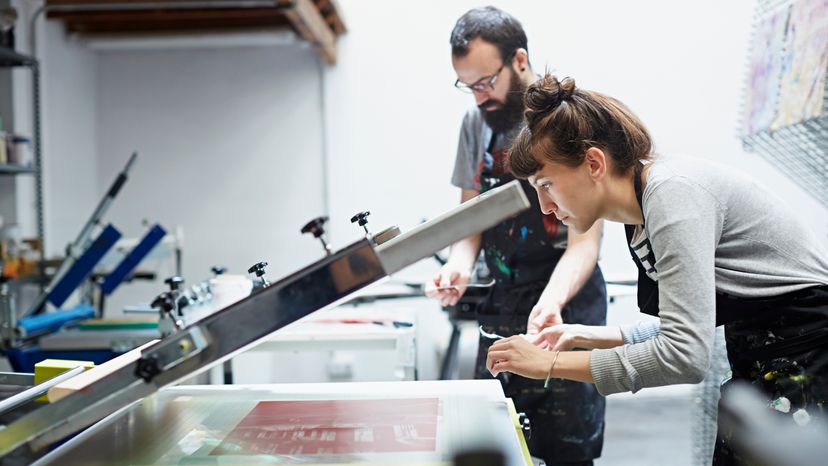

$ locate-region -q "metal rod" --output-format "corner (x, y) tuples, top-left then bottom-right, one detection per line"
(375, 180), (530, 275)
(0, 366), (84, 416)
(433, 279), (496, 291)
(32, 62), (44, 290)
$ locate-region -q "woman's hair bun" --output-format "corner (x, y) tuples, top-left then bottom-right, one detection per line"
(524, 74), (576, 128)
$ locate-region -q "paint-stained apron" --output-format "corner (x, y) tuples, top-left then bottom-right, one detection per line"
(625, 162), (828, 465)
(475, 133), (607, 464)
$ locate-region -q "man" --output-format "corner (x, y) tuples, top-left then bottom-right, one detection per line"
(425, 7), (607, 466)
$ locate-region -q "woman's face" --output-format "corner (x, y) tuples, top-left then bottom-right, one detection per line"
(527, 158), (600, 234)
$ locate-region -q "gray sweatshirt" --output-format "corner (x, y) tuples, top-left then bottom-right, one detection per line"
(590, 156), (828, 395)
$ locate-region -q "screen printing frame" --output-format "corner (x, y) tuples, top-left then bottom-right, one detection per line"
(0, 180), (530, 458)
(32, 380), (530, 466)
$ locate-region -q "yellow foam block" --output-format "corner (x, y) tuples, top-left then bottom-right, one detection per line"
(48, 340), (159, 403)
(34, 359), (95, 402)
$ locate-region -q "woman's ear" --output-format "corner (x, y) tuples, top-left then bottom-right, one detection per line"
(584, 147), (608, 181)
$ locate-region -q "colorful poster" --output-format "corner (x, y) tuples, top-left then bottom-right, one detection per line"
(742, 6), (789, 136)
(772, 0), (828, 129)
(211, 398), (439, 456)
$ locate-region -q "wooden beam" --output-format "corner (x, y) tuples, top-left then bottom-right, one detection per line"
(48, 8), (292, 33)
(46, 0), (264, 5)
(319, 0), (346, 35)
(282, 0), (337, 64)
(43, 0), (346, 64)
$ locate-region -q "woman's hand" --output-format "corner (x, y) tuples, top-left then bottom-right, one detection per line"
(486, 335), (554, 379)
(529, 324), (581, 351)
(529, 324), (624, 351)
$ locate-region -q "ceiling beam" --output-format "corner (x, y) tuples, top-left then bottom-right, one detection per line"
(281, 0), (337, 64)
(44, 0), (344, 63)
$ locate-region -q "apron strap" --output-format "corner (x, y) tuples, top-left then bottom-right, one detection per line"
(487, 132), (498, 155)
(633, 161), (645, 220)
(627, 162), (660, 317)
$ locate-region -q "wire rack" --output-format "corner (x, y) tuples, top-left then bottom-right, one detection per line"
(739, 0), (828, 207)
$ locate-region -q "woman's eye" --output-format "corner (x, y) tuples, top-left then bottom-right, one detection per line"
(541, 183), (552, 192)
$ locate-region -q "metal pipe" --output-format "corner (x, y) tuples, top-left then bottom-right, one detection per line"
(0, 365), (84, 416)
(0, 372), (35, 386)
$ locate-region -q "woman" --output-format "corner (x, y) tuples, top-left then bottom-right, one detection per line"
(486, 74), (828, 464)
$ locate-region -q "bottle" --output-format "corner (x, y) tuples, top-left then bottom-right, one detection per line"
(0, 8), (17, 50)
(10, 135), (31, 166)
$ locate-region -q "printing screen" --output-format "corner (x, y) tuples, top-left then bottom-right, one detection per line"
(211, 398), (440, 456)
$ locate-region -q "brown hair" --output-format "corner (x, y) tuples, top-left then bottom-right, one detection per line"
(510, 74), (653, 178)
(450, 6), (528, 64)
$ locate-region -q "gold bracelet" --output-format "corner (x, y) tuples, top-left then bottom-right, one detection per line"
(543, 350), (561, 389)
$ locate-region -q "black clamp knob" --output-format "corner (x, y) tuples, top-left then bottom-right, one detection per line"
(211, 265), (227, 276)
(164, 276), (184, 292)
(350, 211), (372, 236)
(301, 216), (332, 255)
(517, 412), (532, 440)
(151, 291), (176, 313)
(152, 289), (187, 319)
(176, 294), (192, 313)
(135, 354), (161, 383)
(247, 261), (270, 287)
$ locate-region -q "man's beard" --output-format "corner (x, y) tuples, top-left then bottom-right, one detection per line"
(480, 69), (527, 134)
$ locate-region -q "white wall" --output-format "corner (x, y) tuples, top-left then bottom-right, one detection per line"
(95, 43), (328, 313)
(327, 0), (828, 283)
(323, 1), (471, 261)
(39, 23), (100, 258)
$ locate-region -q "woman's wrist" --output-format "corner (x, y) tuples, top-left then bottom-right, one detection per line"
(572, 325), (624, 349)
(539, 349), (558, 379)
(543, 350), (561, 388)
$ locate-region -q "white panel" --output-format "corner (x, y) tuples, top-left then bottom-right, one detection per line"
(95, 45), (327, 314)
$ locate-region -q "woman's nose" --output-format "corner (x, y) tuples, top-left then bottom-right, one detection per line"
(537, 191), (557, 216)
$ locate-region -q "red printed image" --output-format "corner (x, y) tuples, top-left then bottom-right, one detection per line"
(211, 398), (440, 456)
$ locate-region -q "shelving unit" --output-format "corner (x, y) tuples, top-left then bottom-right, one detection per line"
(0, 45), (44, 265)
(0, 164), (35, 175)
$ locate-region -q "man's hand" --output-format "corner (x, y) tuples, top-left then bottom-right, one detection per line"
(526, 300), (563, 335)
(424, 263), (472, 307)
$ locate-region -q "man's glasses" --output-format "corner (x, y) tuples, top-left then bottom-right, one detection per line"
(454, 64), (505, 94)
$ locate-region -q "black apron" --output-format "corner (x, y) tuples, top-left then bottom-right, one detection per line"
(624, 162), (828, 465)
(475, 133), (607, 464)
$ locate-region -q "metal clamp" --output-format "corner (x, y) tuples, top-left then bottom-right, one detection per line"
(134, 327), (210, 383)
